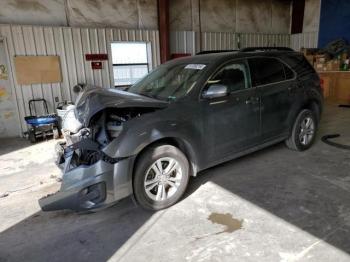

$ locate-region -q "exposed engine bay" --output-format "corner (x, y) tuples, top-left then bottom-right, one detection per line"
(59, 107), (156, 168)
(55, 86), (168, 170)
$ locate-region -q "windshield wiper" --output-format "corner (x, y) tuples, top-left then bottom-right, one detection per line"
(139, 93), (158, 100)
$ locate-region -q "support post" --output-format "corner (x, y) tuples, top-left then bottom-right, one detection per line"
(158, 0), (170, 63)
(291, 0), (305, 34)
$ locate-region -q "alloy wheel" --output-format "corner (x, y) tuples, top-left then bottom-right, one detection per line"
(144, 157), (182, 201)
(299, 116), (315, 145)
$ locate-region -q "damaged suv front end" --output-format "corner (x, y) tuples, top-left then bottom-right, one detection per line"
(39, 87), (168, 211)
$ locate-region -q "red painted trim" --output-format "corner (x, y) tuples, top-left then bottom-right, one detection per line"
(158, 0), (170, 63)
(291, 0), (305, 34)
(85, 54), (108, 61)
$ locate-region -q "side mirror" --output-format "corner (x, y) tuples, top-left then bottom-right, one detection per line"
(202, 84), (228, 99)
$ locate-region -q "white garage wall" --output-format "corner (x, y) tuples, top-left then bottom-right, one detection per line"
(290, 32), (319, 51)
(239, 33), (291, 49)
(170, 31), (198, 55)
(201, 32), (238, 51)
(170, 31), (291, 54)
(0, 24), (160, 136)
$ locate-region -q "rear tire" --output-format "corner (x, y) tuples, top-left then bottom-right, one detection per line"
(133, 145), (190, 210)
(285, 109), (317, 151)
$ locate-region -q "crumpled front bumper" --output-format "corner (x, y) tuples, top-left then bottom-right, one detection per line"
(39, 140), (135, 212)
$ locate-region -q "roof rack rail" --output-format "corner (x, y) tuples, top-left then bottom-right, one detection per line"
(240, 47), (294, 52)
(196, 50), (237, 55)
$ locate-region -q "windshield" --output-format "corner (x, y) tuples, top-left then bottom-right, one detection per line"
(127, 63), (207, 101)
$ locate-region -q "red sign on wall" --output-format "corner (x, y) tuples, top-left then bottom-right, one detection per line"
(85, 54), (108, 61)
(91, 61), (102, 70)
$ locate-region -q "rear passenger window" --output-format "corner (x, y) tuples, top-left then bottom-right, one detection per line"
(248, 58), (288, 86)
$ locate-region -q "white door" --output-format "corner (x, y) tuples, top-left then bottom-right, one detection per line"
(0, 38), (19, 137)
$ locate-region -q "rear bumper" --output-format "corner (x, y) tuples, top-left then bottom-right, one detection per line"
(39, 142), (135, 212)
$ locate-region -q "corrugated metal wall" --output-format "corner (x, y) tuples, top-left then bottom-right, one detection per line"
(201, 32), (238, 51)
(170, 31), (291, 54)
(290, 32), (319, 51)
(238, 33), (291, 49)
(0, 24), (160, 135)
(170, 31), (197, 55)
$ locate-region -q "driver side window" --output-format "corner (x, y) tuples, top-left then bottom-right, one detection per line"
(209, 62), (249, 93)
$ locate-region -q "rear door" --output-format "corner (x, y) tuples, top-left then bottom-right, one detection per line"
(248, 57), (296, 140)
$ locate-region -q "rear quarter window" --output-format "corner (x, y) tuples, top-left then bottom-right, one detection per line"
(281, 53), (316, 79)
(248, 57), (286, 86)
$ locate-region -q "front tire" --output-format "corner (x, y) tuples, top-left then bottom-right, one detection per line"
(53, 127), (60, 139)
(285, 109), (317, 151)
(133, 145), (190, 210)
(29, 130), (36, 143)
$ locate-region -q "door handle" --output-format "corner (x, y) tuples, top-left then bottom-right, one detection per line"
(245, 97), (259, 105)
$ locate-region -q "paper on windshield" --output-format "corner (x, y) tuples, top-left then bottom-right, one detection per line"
(185, 64), (206, 70)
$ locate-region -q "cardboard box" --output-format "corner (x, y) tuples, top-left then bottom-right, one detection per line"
(315, 62), (326, 71)
(300, 48), (309, 56)
(305, 55), (314, 65)
(341, 53), (347, 61)
(325, 60), (340, 71)
(300, 48), (319, 56)
(315, 55), (327, 64)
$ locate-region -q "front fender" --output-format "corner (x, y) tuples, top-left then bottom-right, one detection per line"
(102, 118), (203, 167)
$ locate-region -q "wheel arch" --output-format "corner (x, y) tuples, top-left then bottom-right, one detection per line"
(304, 99), (322, 123)
(287, 97), (322, 136)
(132, 137), (199, 179)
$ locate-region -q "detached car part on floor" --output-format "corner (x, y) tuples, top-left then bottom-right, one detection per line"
(39, 48), (323, 212)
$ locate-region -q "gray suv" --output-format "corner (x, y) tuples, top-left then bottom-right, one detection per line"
(39, 47), (323, 212)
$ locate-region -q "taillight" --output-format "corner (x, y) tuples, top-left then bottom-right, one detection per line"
(319, 78), (324, 93)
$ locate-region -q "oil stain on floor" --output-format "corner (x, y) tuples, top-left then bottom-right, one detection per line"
(194, 212), (243, 240)
(208, 212), (243, 234)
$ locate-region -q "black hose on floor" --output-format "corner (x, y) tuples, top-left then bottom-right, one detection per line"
(321, 134), (350, 150)
(321, 105), (350, 150)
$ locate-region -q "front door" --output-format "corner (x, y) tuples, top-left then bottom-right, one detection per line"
(202, 60), (260, 162)
(0, 38), (19, 137)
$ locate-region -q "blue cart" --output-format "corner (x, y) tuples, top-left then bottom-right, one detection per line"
(24, 99), (60, 143)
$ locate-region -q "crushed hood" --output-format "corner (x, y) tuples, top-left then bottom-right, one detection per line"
(75, 87), (168, 126)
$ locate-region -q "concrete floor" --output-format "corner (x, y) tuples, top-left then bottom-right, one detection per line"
(0, 104), (350, 262)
